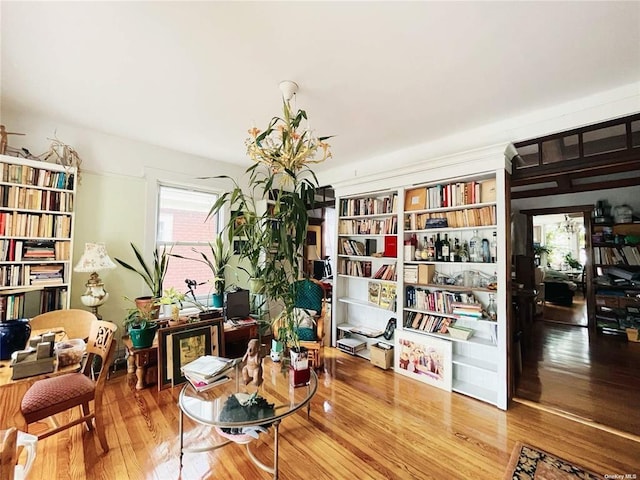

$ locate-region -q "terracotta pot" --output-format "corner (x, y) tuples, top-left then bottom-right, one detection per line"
(135, 296), (160, 319)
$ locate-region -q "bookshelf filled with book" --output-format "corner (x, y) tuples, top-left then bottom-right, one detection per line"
(400, 173), (504, 407)
(0, 154), (76, 320)
(333, 147), (508, 409)
(334, 189), (399, 359)
(591, 221), (640, 336)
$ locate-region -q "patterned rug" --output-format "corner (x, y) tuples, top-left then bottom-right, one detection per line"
(504, 442), (603, 479)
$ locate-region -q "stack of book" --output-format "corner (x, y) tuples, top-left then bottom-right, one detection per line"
(450, 302), (484, 319)
(181, 355), (240, 392)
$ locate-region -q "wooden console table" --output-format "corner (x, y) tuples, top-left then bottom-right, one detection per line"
(123, 318), (261, 390)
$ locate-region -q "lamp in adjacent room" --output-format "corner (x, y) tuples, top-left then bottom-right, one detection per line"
(73, 242), (116, 320)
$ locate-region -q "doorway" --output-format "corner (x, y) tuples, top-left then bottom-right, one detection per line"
(515, 206), (640, 436)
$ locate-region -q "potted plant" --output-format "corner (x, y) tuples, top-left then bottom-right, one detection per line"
(124, 298), (159, 349)
(209, 84), (332, 385)
(170, 237), (231, 308)
(159, 287), (186, 322)
(115, 243), (171, 317)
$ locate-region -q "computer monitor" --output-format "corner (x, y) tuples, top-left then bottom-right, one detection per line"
(224, 289), (250, 321)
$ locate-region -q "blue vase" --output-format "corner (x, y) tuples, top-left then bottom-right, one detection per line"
(0, 319), (32, 360)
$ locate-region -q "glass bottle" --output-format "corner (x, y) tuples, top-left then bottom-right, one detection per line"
(490, 231), (497, 263)
(459, 240), (469, 262)
(469, 229), (481, 262)
(486, 293), (497, 321)
(441, 234), (450, 262)
(482, 238), (490, 263)
(435, 233), (443, 261)
(421, 236), (430, 260)
(427, 236), (436, 260)
(449, 237), (458, 263)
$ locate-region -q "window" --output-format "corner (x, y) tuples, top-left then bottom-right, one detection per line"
(156, 185), (222, 304)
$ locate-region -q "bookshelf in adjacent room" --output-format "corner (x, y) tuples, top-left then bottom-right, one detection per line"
(0, 154), (76, 319)
(334, 189), (399, 359)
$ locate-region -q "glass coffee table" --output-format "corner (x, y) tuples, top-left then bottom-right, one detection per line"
(178, 358), (318, 479)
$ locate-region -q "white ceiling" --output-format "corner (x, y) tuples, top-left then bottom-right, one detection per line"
(1, 1), (639, 174)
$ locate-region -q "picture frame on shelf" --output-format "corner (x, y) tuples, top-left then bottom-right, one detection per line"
(395, 330), (452, 391)
(157, 317), (224, 390)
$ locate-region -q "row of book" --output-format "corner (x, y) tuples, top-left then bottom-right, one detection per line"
(338, 216), (398, 235)
(368, 282), (397, 310)
(372, 263), (396, 281)
(0, 264), (65, 287)
(340, 239), (370, 256)
(339, 193), (398, 217)
(405, 205), (496, 230)
(0, 163), (74, 190)
(594, 245), (640, 265)
(405, 179), (495, 211)
(0, 212), (72, 238)
(1, 293), (26, 320)
(405, 286), (478, 315)
(0, 240), (70, 262)
(403, 311), (454, 334)
(181, 355), (241, 392)
(337, 259), (372, 277)
(0, 287), (68, 321)
(0, 186), (74, 212)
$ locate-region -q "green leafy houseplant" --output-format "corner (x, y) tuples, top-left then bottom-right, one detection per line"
(170, 237), (231, 295)
(115, 243), (171, 299)
(124, 297), (159, 349)
(209, 93), (332, 351)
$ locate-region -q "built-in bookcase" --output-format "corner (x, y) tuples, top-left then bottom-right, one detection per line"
(334, 189), (399, 358)
(332, 146), (509, 409)
(0, 154), (76, 319)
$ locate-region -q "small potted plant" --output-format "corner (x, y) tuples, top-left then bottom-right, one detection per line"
(159, 287), (185, 323)
(115, 243), (171, 316)
(124, 298), (159, 349)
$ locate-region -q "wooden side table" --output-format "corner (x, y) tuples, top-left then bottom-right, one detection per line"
(122, 336), (158, 390)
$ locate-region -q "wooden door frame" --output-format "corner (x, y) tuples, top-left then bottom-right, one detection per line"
(519, 204), (595, 332)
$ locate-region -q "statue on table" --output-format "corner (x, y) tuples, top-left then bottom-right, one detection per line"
(242, 338), (263, 387)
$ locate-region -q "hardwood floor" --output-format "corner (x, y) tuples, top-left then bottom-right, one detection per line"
(23, 348), (639, 480)
(516, 293), (640, 436)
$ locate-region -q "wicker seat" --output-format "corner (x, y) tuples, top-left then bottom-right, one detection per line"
(29, 309), (97, 341)
(21, 320), (117, 452)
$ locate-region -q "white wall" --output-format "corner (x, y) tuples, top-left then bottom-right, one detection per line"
(1, 107), (248, 335)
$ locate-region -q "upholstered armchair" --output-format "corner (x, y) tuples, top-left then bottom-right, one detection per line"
(293, 278), (327, 370)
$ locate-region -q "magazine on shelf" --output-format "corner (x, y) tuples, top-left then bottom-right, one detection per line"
(180, 355), (239, 380)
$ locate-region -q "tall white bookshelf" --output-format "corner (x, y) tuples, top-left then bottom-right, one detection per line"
(332, 145), (509, 409)
(0, 154), (76, 319)
(333, 189), (399, 359)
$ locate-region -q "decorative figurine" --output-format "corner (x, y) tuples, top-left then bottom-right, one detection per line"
(242, 338), (263, 387)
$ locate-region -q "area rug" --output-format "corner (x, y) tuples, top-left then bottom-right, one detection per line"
(504, 442), (603, 479)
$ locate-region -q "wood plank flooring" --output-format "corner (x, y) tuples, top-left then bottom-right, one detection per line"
(516, 292), (640, 436)
(23, 348), (639, 479)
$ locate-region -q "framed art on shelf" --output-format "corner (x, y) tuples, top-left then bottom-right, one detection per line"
(157, 317), (224, 390)
(395, 330), (452, 391)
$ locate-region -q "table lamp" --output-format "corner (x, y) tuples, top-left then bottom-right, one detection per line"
(74, 242), (116, 320)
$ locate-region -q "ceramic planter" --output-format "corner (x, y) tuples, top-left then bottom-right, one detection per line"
(128, 323), (158, 349)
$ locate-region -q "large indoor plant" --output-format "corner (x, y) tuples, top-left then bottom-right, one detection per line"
(115, 243), (171, 315)
(209, 83), (331, 382)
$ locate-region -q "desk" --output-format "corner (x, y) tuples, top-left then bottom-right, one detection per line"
(224, 321), (259, 359)
(178, 357), (317, 479)
(0, 328), (80, 430)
